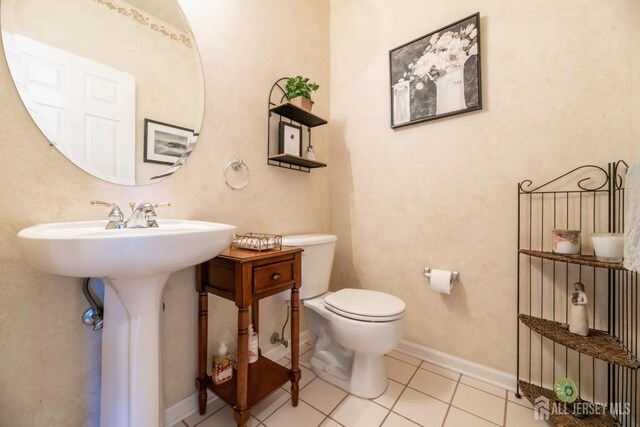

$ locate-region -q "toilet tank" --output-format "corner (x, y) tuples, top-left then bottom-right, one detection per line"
(282, 234), (337, 300)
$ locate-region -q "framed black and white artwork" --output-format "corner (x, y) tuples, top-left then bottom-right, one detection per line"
(278, 122), (302, 157)
(143, 119), (194, 165)
(389, 13), (482, 128)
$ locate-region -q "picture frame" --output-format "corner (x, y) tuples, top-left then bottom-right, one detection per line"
(143, 119), (194, 165)
(389, 13), (482, 128)
(278, 122), (302, 157)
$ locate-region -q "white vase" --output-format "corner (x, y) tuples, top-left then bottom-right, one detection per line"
(435, 68), (466, 115)
(393, 80), (411, 124)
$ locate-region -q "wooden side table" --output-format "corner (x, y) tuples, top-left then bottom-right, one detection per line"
(195, 246), (303, 427)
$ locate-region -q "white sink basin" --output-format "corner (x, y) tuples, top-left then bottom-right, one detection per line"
(17, 219), (236, 427)
(18, 219), (235, 278)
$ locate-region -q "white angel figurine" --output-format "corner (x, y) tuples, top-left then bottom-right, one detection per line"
(569, 282), (589, 336)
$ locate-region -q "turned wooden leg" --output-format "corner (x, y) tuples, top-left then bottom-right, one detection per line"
(234, 306), (250, 427)
(290, 287), (301, 406)
(197, 291), (208, 415)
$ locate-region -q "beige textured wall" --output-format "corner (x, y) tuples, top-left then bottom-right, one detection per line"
(0, 0), (329, 426)
(634, 0), (640, 161)
(329, 0), (637, 374)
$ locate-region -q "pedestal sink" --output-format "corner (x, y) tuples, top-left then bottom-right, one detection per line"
(17, 219), (236, 427)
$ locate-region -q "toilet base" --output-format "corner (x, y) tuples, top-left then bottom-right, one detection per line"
(309, 352), (388, 399)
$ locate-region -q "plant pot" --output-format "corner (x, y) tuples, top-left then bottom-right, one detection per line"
(289, 96), (314, 112)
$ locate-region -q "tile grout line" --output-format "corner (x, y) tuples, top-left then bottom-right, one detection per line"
(386, 352), (422, 367)
(297, 377), (349, 420)
(418, 364), (463, 382)
(507, 393), (534, 410)
(386, 411), (422, 426)
(263, 378), (317, 425)
(449, 407), (503, 426)
(501, 393), (508, 427)
(460, 384), (506, 399)
(259, 395), (291, 425)
(379, 359), (422, 425)
(458, 376), (508, 398)
(326, 392), (350, 426)
(190, 400), (227, 427)
(440, 368), (463, 427)
(448, 401), (506, 426)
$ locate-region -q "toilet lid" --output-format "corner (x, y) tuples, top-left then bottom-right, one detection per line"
(323, 289), (406, 322)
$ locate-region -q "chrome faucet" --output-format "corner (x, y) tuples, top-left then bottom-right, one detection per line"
(90, 200), (125, 229)
(125, 202), (171, 228)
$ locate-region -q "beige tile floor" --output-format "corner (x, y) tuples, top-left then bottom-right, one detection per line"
(178, 346), (553, 427)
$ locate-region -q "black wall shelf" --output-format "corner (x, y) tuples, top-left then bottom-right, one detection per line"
(268, 154), (326, 170)
(269, 103), (327, 128)
(267, 77), (327, 173)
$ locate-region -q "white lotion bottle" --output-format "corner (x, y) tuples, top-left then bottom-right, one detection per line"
(248, 325), (259, 363)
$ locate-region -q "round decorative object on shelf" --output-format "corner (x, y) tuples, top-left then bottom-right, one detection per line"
(554, 377), (578, 403)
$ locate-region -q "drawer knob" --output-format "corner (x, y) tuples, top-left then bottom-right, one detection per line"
(271, 273), (281, 281)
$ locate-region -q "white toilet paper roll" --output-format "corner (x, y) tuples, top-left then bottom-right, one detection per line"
(430, 269), (453, 294)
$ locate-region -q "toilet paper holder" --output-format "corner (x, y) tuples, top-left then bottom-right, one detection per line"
(423, 268), (459, 282)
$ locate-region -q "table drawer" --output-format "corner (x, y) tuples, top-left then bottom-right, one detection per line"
(253, 260), (294, 294)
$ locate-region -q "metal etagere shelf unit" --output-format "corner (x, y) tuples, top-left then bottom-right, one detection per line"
(267, 77), (327, 173)
(516, 160), (638, 426)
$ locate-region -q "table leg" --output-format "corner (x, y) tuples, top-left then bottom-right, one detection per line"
(233, 307), (251, 427)
(197, 291), (208, 415)
(290, 287), (301, 406)
(251, 300), (261, 356)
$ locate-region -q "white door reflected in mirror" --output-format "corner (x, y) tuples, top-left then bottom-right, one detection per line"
(1, 0), (205, 185)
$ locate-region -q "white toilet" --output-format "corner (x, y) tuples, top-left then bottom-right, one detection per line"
(282, 234), (406, 398)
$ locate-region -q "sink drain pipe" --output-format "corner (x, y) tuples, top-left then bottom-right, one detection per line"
(82, 278), (104, 331)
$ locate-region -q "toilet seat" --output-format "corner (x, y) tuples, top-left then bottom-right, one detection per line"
(323, 289), (405, 322)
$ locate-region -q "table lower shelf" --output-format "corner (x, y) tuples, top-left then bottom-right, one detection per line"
(208, 356), (291, 408)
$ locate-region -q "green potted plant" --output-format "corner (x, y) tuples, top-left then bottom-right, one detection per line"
(285, 76), (320, 112)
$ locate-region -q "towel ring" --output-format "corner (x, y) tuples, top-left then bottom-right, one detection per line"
(224, 159), (250, 190)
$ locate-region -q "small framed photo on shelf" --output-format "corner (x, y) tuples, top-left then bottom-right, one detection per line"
(144, 119), (194, 165)
(278, 122), (302, 157)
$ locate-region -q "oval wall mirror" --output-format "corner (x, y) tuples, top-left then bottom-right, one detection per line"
(1, 0), (205, 185)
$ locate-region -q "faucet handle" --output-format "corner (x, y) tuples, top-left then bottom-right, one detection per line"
(141, 203), (169, 228)
(90, 200), (124, 229)
(91, 200), (116, 208)
(128, 202), (171, 211)
(91, 200), (122, 214)
(146, 203), (169, 228)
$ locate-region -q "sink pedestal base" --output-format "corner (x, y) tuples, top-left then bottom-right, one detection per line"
(100, 274), (170, 427)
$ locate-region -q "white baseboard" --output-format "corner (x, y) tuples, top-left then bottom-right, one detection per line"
(395, 339), (517, 392)
(164, 330), (312, 427)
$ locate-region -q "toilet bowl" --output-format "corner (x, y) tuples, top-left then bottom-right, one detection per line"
(282, 234), (406, 398)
